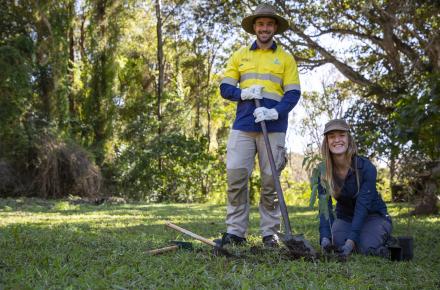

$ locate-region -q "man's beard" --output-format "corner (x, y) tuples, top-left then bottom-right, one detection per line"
(256, 32), (274, 44)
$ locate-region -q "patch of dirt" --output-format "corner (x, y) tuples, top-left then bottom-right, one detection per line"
(283, 239), (317, 261)
(209, 241), (320, 261)
(249, 245), (266, 256)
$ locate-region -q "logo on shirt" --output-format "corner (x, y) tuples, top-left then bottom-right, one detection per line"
(273, 58), (281, 65)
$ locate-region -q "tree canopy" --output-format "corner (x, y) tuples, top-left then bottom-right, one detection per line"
(0, 0), (438, 210)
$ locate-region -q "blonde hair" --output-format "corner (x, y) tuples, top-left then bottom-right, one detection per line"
(321, 132), (358, 198)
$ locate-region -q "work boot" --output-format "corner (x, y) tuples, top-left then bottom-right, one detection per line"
(262, 235), (279, 248)
(213, 233), (246, 247)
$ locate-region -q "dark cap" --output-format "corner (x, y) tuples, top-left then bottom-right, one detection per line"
(323, 119), (350, 135)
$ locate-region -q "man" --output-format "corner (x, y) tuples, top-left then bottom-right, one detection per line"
(216, 3), (301, 248)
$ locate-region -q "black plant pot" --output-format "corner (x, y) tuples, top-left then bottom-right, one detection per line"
(398, 236), (414, 261)
(389, 245), (403, 261)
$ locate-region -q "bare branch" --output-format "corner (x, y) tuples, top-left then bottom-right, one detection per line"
(163, 0), (186, 23)
(290, 24), (379, 87)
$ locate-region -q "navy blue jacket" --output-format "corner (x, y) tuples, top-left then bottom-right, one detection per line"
(319, 156), (390, 244)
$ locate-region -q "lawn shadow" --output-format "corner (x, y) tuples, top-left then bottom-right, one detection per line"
(0, 197), (224, 216)
(0, 198), (319, 234)
(0, 197), (316, 216)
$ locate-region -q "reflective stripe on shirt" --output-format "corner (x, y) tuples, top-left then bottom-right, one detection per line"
(262, 91), (283, 102)
(240, 73), (283, 86)
(284, 84), (301, 92)
(221, 77), (238, 86)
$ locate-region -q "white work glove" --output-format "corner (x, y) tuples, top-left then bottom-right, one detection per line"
(240, 85), (264, 100)
(253, 107), (279, 123)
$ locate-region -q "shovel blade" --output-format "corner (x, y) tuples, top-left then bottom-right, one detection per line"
(278, 232), (317, 259)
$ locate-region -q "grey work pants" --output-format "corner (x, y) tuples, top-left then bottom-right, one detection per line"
(225, 129), (287, 238)
(332, 215), (392, 254)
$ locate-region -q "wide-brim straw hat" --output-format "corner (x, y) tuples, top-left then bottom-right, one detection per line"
(323, 119), (350, 135)
(241, 3), (289, 35)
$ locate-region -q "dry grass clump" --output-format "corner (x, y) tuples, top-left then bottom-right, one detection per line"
(33, 135), (101, 198)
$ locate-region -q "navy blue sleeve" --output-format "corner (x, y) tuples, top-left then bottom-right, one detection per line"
(318, 176), (334, 243)
(348, 161), (378, 244)
(274, 90), (300, 118)
(220, 83), (242, 102)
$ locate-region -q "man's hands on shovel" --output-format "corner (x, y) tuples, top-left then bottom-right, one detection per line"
(253, 107), (278, 122)
(241, 85), (264, 100)
(249, 87), (279, 123)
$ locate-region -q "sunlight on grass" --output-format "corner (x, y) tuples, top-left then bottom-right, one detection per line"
(289, 211), (316, 217)
(52, 201), (79, 211)
(1, 198), (439, 289)
(422, 217), (440, 223)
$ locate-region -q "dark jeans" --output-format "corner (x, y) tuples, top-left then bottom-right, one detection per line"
(332, 214), (392, 254)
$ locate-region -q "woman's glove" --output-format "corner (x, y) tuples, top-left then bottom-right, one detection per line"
(338, 239), (355, 258)
(321, 237), (332, 254)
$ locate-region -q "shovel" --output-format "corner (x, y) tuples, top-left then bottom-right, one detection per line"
(147, 240), (193, 255)
(165, 221), (234, 257)
(255, 99), (317, 259)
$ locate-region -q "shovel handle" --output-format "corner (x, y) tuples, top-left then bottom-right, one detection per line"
(147, 245), (179, 255)
(254, 99), (292, 236)
(165, 222), (217, 247)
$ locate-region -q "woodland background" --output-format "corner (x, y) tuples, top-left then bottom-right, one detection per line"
(0, 0), (438, 213)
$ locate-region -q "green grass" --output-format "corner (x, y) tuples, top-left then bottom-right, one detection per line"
(1, 198), (439, 289)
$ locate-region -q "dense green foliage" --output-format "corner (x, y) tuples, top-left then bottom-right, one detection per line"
(1, 198), (439, 288)
(0, 0), (234, 201)
(0, 0), (438, 205)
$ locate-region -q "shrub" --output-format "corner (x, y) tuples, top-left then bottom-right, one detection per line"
(0, 160), (23, 196)
(32, 134), (101, 198)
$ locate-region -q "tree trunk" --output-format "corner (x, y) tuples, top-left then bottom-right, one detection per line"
(91, 0), (108, 166)
(35, 4), (54, 123)
(389, 146), (397, 201)
(205, 52), (215, 150)
(206, 95), (211, 149)
(155, 0), (164, 171)
(38, 66), (53, 122)
(80, 12), (86, 60)
(195, 100), (200, 135)
(68, 1), (77, 127)
(411, 161), (440, 215)
(194, 52), (201, 137)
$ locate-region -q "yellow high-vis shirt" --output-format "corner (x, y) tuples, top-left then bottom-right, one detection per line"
(221, 44), (300, 103)
(220, 42), (301, 132)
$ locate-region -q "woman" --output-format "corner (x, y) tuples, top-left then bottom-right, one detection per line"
(318, 119), (392, 258)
